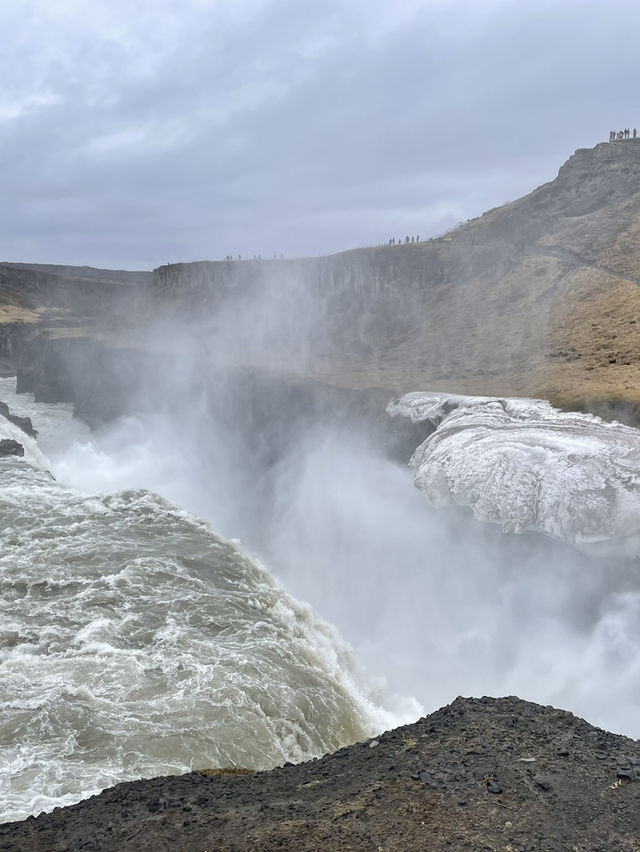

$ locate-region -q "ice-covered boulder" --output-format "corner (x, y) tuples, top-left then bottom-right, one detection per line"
(388, 391), (640, 556)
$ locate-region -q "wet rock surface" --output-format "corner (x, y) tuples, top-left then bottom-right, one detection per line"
(0, 439), (24, 457)
(0, 401), (36, 437)
(2, 696), (640, 851)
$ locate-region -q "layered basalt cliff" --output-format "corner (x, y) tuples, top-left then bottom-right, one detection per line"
(0, 261), (151, 419)
(3, 140), (640, 422)
(151, 141), (640, 416)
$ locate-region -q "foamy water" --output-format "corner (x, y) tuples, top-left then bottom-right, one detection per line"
(0, 379), (400, 822)
(4, 378), (640, 824)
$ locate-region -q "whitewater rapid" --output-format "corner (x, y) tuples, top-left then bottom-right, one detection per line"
(5, 379), (640, 824)
(0, 380), (398, 823)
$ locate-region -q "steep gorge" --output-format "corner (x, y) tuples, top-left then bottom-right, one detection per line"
(2, 140), (640, 422)
(149, 140), (640, 418)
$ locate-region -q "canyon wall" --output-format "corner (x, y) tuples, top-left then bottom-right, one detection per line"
(4, 141), (640, 422)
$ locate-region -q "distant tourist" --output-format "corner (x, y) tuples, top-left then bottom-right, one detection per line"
(608, 128), (640, 142)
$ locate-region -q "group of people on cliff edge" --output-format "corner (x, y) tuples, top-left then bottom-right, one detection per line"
(387, 235), (421, 246)
(610, 128), (637, 141)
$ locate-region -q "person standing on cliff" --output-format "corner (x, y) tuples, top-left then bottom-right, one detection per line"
(634, 128), (637, 139)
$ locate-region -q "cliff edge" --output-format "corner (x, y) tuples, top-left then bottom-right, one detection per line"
(2, 140), (640, 420)
(151, 140), (640, 416)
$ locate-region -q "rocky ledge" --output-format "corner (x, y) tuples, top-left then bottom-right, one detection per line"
(0, 401), (36, 438)
(0, 439), (24, 457)
(2, 696), (639, 851)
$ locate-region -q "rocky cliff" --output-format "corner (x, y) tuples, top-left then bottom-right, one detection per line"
(0, 261), (151, 414)
(151, 140), (640, 417)
(2, 140), (640, 421)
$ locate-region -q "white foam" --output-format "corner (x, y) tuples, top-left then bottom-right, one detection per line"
(0, 459), (396, 823)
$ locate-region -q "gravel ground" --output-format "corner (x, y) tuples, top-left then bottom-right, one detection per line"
(3, 695), (640, 851)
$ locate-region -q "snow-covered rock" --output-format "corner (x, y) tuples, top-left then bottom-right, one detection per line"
(388, 391), (640, 556)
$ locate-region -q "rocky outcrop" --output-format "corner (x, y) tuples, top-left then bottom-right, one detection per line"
(10, 331), (150, 425)
(3, 695), (639, 850)
(0, 401), (36, 437)
(0, 439), (24, 457)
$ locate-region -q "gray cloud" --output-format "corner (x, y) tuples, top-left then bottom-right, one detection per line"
(1, 0), (639, 268)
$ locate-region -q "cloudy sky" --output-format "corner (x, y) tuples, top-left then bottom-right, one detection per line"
(1, 0), (638, 269)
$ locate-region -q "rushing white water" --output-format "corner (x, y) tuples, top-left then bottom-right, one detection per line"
(0, 380), (399, 823)
(389, 391), (640, 555)
(5, 378), (640, 825)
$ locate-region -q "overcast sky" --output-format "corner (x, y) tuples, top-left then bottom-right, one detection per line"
(1, 0), (639, 269)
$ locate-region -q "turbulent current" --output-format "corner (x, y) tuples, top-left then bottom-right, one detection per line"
(0, 379), (395, 823)
(4, 380), (640, 824)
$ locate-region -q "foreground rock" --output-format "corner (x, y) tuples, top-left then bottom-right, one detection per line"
(2, 696), (639, 851)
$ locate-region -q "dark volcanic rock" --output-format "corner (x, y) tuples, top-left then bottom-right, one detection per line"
(0, 401), (37, 437)
(0, 438), (24, 457)
(3, 696), (640, 851)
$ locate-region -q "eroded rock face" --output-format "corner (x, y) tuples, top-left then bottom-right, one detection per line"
(148, 141), (640, 411)
(5, 142), (640, 419)
(0, 401), (36, 438)
(0, 438), (24, 457)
